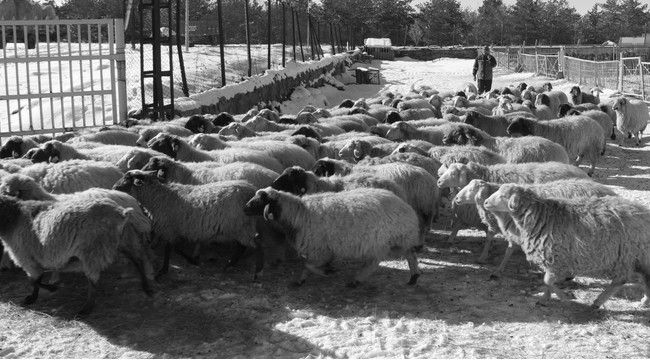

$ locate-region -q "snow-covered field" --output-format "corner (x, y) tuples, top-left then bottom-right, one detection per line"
(0, 58), (649, 358)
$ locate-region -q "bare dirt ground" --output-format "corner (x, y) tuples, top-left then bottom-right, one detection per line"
(0, 59), (649, 358)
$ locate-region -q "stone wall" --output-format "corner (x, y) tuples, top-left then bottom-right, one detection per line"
(393, 47), (478, 61)
(175, 52), (352, 116)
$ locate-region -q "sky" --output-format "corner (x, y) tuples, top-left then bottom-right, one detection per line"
(413, 0), (650, 14)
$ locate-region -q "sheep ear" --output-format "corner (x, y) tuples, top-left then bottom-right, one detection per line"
(507, 193), (521, 211)
(171, 138), (180, 152)
(133, 178), (144, 187)
(263, 204), (274, 221)
(353, 147), (362, 159)
(12, 150), (19, 158)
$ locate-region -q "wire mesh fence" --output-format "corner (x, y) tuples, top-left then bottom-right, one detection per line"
(493, 47), (650, 102)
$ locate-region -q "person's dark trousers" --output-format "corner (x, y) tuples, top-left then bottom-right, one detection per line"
(477, 79), (493, 94)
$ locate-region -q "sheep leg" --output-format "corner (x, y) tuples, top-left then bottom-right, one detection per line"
(448, 220), (461, 243)
(640, 273), (650, 307)
(253, 235), (264, 281)
(490, 240), (515, 279)
(635, 132), (641, 146)
(540, 271), (575, 305)
(291, 262), (326, 287)
(591, 279), (627, 309)
(405, 250), (421, 285)
(22, 274), (49, 306)
(477, 231), (494, 264)
(173, 243), (200, 266)
(155, 242), (172, 280)
(223, 243), (248, 271)
(77, 278), (98, 317)
(348, 259), (380, 288)
(123, 251), (154, 297)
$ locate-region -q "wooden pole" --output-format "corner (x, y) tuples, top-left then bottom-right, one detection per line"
(291, 7), (296, 61)
(296, 8), (304, 61)
(217, 0), (226, 86)
(244, 0), (252, 76)
(329, 22), (335, 55)
(281, 1), (286, 67)
(267, 0), (271, 69)
(184, 0), (189, 51)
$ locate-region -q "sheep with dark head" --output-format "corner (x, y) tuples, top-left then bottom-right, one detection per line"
(611, 97), (649, 146)
(244, 187), (422, 287)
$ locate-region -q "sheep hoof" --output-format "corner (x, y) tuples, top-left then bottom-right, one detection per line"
(407, 274), (420, 285)
(22, 294), (37, 306)
(346, 280), (361, 288)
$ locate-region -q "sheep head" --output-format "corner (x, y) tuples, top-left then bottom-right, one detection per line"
(244, 116), (270, 132)
(218, 122), (257, 139)
(212, 112), (235, 127)
(0, 174), (46, 200)
(369, 124), (390, 138)
(258, 108), (280, 122)
(272, 166), (310, 196)
(507, 117), (535, 137)
(463, 111), (484, 127)
(39, 141), (64, 163)
(452, 95), (469, 108)
(385, 121), (414, 142)
(112, 170), (159, 193)
(535, 93), (550, 107)
(0, 195), (21, 233)
(338, 140), (369, 162)
(244, 187), (282, 221)
(141, 156), (175, 182)
(516, 82), (528, 93)
(428, 94), (442, 110)
(557, 103), (573, 117)
(349, 107), (369, 116)
(312, 108), (331, 119)
(437, 163), (470, 189)
(291, 126), (321, 142)
(295, 112), (317, 124)
(148, 133), (182, 159)
(353, 99), (369, 110)
(338, 99), (355, 108)
(612, 97), (627, 112)
(313, 158), (339, 177)
(542, 83), (553, 92)
(0, 137), (24, 159)
(385, 111), (402, 124)
(453, 179), (485, 206)
(442, 126), (483, 146)
(185, 115), (211, 134)
(390, 98), (402, 109)
(483, 183), (529, 213)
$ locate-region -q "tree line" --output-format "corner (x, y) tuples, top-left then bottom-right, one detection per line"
(53, 0), (650, 47)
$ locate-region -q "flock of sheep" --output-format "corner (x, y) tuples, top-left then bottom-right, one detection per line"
(0, 79), (649, 317)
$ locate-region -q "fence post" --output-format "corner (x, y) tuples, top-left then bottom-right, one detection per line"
(578, 60), (582, 85)
(557, 47), (565, 79)
(535, 51), (539, 75)
(114, 18), (127, 124)
(640, 57), (645, 100)
(618, 53), (624, 92)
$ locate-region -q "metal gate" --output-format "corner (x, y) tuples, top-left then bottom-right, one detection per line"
(0, 19), (126, 138)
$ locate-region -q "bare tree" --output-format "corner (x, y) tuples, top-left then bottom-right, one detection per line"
(408, 21), (424, 46)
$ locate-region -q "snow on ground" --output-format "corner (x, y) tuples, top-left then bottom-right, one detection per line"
(0, 57), (649, 358)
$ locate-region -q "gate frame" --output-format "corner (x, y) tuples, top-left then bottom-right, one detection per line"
(0, 18), (126, 138)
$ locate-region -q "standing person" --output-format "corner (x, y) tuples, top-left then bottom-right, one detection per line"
(473, 45), (497, 94)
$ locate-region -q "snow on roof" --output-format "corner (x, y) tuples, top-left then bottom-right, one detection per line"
(364, 38), (392, 48)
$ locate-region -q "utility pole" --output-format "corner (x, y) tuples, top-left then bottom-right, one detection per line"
(306, 0), (310, 59)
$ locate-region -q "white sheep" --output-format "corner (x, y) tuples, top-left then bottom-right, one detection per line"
(437, 161), (588, 190)
(385, 121), (478, 146)
(535, 91), (569, 116)
(484, 184), (650, 308)
(244, 187), (422, 287)
(135, 125), (194, 146)
(69, 129), (140, 146)
(0, 195), (154, 315)
(612, 97), (649, 146)
(454, 179), (616, 276)
(507, 116), (605, 176)
(18, 160), (124, 193)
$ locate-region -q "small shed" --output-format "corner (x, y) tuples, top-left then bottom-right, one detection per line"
(364, 38), (395, 61)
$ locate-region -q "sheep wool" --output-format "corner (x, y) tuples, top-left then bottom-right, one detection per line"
(484, 184), (650, 308)
(244, 187), (422, 287)
(612, 97), (649, 146)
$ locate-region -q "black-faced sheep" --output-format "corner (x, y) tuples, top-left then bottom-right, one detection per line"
(569, 86), (600, 105)
(506, 116), (605, 176)
(0, 136), (39, 158)
(0, 195), (153, 315)
(113, 170), (264, 278)
(442, 126), (570, 164)
(612, 97), (649, 146)
(484, 184), (650, 308)
(147, 133), (283, 173)
(385, 121), (477, 146)
(141, 156), (278, 188)
(243, 187), (422, 287)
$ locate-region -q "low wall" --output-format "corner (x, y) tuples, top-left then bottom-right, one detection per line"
(392, 47), (478, 60)
(175, 52), (353, 116)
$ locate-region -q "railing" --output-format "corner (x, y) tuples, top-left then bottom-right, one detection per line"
(0, 19), (127, 139)
(492, 47), (650, 101)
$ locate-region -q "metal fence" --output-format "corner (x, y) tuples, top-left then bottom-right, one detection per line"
(0, 19), (127, 139)
(493, 47), (650, 102)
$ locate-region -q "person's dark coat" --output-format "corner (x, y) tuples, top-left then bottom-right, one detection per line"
(473, 54), (497, 80)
